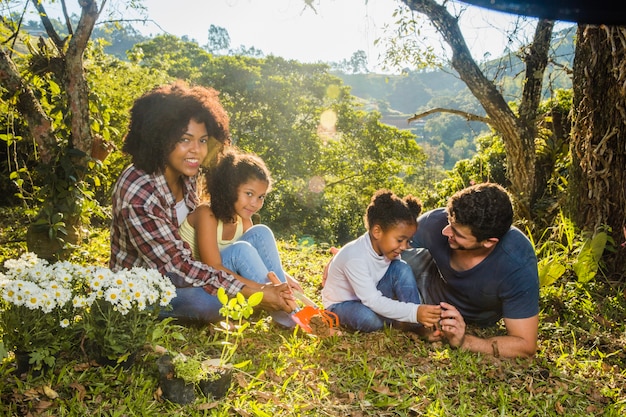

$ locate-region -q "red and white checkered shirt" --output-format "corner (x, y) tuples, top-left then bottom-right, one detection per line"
(109, 165), (244, 296)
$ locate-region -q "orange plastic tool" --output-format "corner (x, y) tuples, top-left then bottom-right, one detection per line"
(267, 272), (339, 334)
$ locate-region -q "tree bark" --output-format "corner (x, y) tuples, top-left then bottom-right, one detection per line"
(34, 0), (102, 154)
(2, 1), (103, 158)
(401, 0), (553, 219)
(571, 25), (626, 278)
(0, 48), (56, 163)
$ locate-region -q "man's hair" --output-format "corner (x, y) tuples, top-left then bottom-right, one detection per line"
(446, 183), (513, 241)
(122, 80), (230, 174)
(206, 149), (272, 222)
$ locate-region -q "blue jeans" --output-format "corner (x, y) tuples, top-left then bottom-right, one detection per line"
(162, 224), (294, 326)
(327, 260), (422, 333)
(160, 285), (224, 323)
(221, 224), (294, 327)
(220, 224), (286, 283)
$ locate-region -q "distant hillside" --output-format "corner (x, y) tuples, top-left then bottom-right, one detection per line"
(335, 25), (575, 169)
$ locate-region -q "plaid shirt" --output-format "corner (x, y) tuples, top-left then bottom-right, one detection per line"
(109, 165), (244, 296)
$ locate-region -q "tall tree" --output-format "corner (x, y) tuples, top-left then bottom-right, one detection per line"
(397, 0), (554, 219)
(570, 25), (626, 277)
(0, 0), (112, 259)
(1, 0), (103, 160)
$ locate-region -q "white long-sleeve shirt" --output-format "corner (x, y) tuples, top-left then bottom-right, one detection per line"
(321, 233), (419, 323)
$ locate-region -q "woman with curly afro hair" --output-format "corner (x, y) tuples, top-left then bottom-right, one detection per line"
(110, 81), (295, 324)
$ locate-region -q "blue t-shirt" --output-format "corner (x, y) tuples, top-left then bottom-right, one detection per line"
(413, 208), (539, 327)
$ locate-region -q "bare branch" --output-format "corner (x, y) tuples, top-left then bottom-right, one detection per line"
(29, 0), (64, 49)
(60, 0), (73, 35)
(408, 107), (490, 125)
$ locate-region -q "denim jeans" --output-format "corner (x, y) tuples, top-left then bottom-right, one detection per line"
(163, 224), (294, 326)
(327, 259), (422, 332)
(160, 285), (224, 323)
(220, 224), (286, 283)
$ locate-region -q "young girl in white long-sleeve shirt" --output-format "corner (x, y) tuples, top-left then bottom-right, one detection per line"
(321, 189), (441, 332)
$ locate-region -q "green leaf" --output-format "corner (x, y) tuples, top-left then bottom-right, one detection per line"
(236, 292), (245, 305)
(248, 291), (263, 307)
(233, 359), (252, 368)
(48, 80), (61, 95)
(538, 258), (566, 287)
(573, 232), (608, 283)
(217, 287), (228, 306)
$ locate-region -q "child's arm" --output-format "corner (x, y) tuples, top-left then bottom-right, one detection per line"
(192, 205), (245, 282)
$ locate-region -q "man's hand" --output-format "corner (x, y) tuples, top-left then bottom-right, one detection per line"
(417, 304), (442, 328)
(438, 302), (467, 348)
(436, 302), (539, 358)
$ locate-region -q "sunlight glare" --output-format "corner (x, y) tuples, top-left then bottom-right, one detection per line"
(308, 176), (325, 193)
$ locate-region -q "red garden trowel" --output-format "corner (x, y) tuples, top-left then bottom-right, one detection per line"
(267, 272), (339, 335)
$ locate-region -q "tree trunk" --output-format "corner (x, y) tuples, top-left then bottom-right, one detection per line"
(401, 0), (553, 220)
(64, 0), (100, 153)
(570, 25), (626, 279)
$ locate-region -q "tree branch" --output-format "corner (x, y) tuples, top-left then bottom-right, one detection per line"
(60, 0), (74, 36)
(408, 107), (490, 125)
(30, 0), (65, 49)
(0, 47), (55, 163)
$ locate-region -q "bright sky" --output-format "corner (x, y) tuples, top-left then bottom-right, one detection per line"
(132, 0), (538, 72)
(33, 0), (547, 72)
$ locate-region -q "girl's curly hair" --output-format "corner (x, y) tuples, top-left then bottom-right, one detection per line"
(205, 149), (272, 222)
(122, 80), (230, 174)
(364, 189), (422, 231)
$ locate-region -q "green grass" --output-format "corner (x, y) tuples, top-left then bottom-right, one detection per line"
(1, 208), (625, 416)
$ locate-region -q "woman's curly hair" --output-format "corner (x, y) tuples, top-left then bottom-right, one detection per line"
(446, 182), (513, 241)
(205, 149), (272, 222)
(364, 189), (422, 231)
(122, 80), (230, 174)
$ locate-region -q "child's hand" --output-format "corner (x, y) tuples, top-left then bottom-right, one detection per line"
(278, 284), (298, 312)
(417, 304), (442, 328)
(260, 283), (297, 313)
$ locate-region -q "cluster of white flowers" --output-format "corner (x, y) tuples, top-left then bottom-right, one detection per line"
(1, 253), (177, 318)
(0, 253), (75, 314)
(76, 266), (176, 315)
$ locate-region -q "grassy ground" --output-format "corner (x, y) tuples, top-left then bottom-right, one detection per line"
(0, 208), (625, 416)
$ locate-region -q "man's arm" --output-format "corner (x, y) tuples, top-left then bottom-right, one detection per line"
(439, 302), (538, 358)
